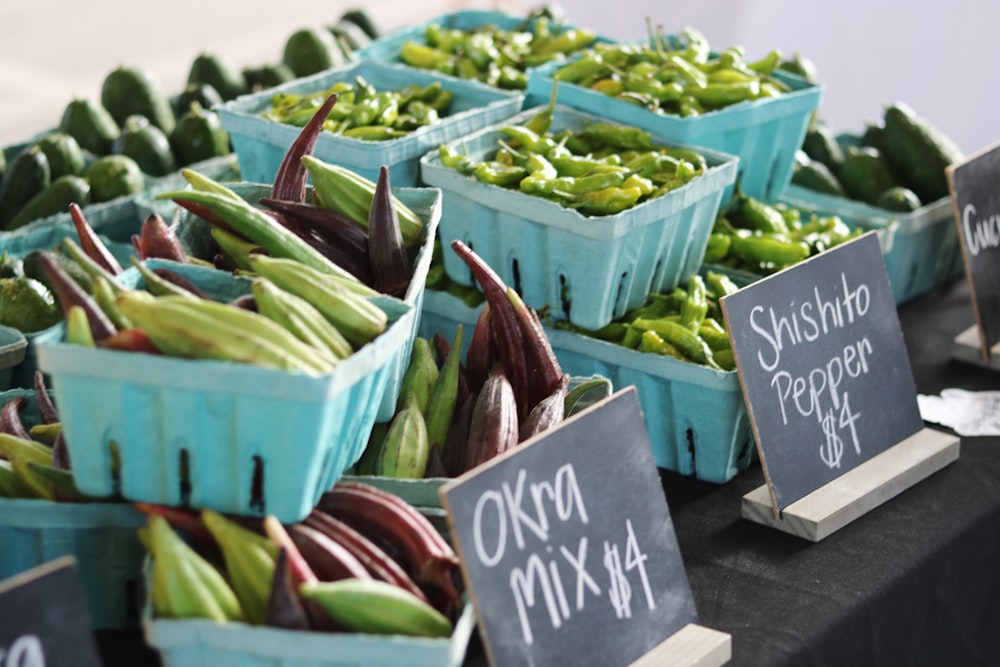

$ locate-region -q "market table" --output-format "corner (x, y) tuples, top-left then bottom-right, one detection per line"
(94, 276), (1000, 667)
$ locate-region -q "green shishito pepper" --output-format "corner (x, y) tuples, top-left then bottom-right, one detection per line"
(261, 78), (452, 140)
(441, 117), (710, 217)
(552, 31), (795, 118)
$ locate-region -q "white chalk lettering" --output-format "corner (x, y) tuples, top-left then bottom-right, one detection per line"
(473, 490), (506, 567)
(5, 636), (46, 667)
(559, 537), (601, 610)
(750, 275), (871, 371)
(963, 203), (1000, 256)
(510, 554), (563, 645)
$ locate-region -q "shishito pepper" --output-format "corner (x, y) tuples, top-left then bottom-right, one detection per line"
(570, 185), (643, 216)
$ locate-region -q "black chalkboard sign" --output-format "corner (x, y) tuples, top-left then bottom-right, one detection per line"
(721, 232), (924, 510)
(947, 141), (1000, 360)
(440, 387), (697, 667)
(0, 556), (101, 667)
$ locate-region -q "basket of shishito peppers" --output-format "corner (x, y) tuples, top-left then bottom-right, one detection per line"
(421, 93), (738, 331)
(524, 24), (823, 201)
(217, 59), (523, 187)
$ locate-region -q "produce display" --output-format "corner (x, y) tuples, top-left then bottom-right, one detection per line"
(792, 102), (964, 210)
(551, 27), (791, 117)
(703, 190), (860, 275)
(397, 8), (597, 89)
(142, 480), (463, 634)
(554, 272), (739, 370)
(0, 3), (976, 663)
(437, 97), (710, 216)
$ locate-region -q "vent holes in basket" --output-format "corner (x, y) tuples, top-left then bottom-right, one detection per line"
(108, 439), (122, 491)
(765, 155), (783, 200)
(511, 257), (522, 296)
(613, 271), (630, 314)
(124, 578), (139, 623)
(250, 455), (265, 514)
(178, 449), (191, 505)
(559, 274), (572, 320)
(685, 428), (697, 476)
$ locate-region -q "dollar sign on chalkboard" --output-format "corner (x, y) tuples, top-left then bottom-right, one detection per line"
(820, 408), (845, 469)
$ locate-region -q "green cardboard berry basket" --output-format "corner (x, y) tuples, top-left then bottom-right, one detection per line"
(34, 260), (414, 523)
(420, 105), (738, 332)
(163, 181), (442, 425)
(217, 59), (523, 188)
(0, 388), (146, 629)
(417, 288), (755, 484)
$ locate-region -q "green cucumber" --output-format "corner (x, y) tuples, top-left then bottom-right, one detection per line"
(882, 102), (963, 204)
(876, 186), (922, 212)
(84, 154), (145, 203)
(283, 27), (344, 78)
(242, 63), (295, 92)
(0, 145), (51, 230)
(175, 82), (224, 116)
(35, 132), (86, 179)
(6, 175), (91, 231)
(187, 53), (247, 102)
(838, 147), (900, 206)
(101, 65), (177, 135)
(170, 103), (231, 168)
(112, 115), (177, 177)
(58, 98), (120, 156)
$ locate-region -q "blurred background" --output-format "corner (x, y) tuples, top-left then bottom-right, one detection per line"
(1, 0), (995, 154)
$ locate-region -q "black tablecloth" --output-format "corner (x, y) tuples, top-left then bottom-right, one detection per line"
(666, 276), (1000, 667)
(96, 277), (1000, 667)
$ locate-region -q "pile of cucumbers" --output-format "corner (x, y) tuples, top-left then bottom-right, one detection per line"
(792, 102), (963, 213)
(0, 8), (383, 233)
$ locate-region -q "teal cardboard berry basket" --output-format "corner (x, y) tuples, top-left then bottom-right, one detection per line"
(525, 52), (822, 203)
(0, 326), (28, 390)
(34, 260), (414, 523)
(217, 59), (523, 188)
(167, 181), (442, 425)
(418, 289), (755, 484)
(777, 183), (963, 304)
(144, 566), (477, 667)
(0, 388), (146, 629)
(420, 104), (738, 331)
(0, 205), (135, 389)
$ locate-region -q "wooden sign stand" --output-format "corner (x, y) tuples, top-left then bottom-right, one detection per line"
(952, 324), (1000, 370)
(629, 623), (731, 667)
(742, 427), (959, 542)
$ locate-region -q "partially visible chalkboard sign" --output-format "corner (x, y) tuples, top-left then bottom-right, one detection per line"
(721, 232), (925, 511)
(0, 556), (101, 667)
(947, 141), (1000, 360)
(441, 387), (697, 667)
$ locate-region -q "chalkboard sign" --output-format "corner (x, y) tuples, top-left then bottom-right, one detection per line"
(441, 388), (697, 667)
(721, 232), (924, 511)
(0, 556), (101, 667)
(947, 141), (1000, 360)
